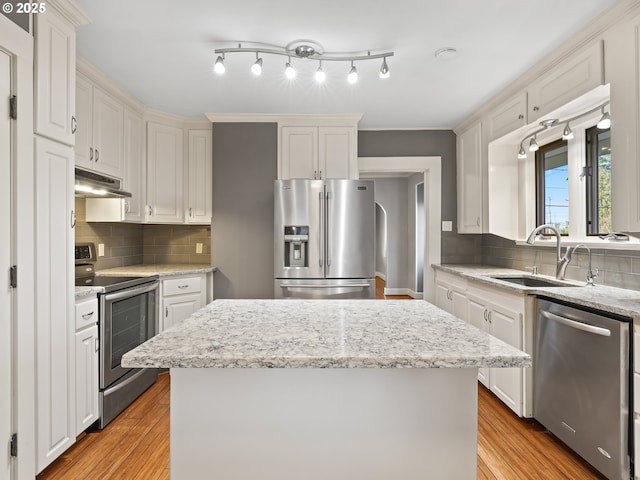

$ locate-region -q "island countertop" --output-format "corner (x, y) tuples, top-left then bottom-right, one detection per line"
(122, 299), (530, 369)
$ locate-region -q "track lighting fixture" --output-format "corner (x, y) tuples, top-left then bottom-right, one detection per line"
(251, 54), (263, 76)
(597, 108), (611, 129)
(515, 101), (610, 159)
(348, 62), (358, 84)
(285, 57), (296, 79)
(561, 122), (574, 140)
(213, 41), (393, 84)
(214, 54), (225, 74)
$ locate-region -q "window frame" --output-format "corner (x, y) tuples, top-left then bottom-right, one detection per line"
(585, 125), (611, 236)
(535, 138), (569, 234)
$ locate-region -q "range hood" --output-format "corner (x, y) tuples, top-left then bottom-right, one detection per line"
(74, 168), (132, 198)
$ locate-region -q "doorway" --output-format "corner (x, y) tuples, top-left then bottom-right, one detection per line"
(0, 46), (13, 480)
(415, 182), (425, 293)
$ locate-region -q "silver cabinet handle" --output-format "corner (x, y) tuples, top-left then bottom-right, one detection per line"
(148, 205), (153, 216)
(487, 311), (492, 324)
(518, 114), (524, 120)
(71, 115), (77, 134)
(313, 170), (317, 180)
(189, 207), (193, 217)
(533, 106), (539, 112)
(71, 210), (76, 228)
(95, 337), (99, 352)
(177, 285), (189, 289)
(541, 310), (611, 337)
(125, 200), (130, 213)
(319, 170), (322, 179)
(476, 217), (480, 227)
(95, 149), (99, 162)
(165, 306), (168, 318)
(81, 312), (94, 320)
(89, 147), (93, 161)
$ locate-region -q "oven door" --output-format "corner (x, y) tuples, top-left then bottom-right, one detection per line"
(100, 281), (158, 389)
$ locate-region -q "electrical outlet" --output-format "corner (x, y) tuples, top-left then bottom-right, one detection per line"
(196, 243), (203, 254)
(442, 221), (453, 232)
(98, 243), (105, 257)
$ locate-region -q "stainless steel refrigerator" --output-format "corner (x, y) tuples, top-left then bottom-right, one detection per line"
(274, 179), (375, 299)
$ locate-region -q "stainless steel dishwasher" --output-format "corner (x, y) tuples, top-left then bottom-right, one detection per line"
(534, 298), (632, 480)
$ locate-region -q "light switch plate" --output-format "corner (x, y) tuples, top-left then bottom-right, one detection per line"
(98, 243), (105, 257)
(442, 221), (453, 232)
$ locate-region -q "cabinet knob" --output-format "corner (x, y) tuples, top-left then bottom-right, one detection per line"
(71, 116), (77, 134)
(533, 106), (539, 112)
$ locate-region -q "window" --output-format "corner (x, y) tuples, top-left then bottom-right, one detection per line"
(585, 126), (611, 235)
(535, 139), (569, 234)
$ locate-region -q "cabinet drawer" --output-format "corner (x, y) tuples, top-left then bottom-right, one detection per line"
(163, 276), (202, 296)
(75, 298), (98, 330)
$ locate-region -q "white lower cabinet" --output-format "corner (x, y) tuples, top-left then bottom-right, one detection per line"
(160, 274), (206, 332)
(75, 297), (99, 436)
(434, 271), (468, 322)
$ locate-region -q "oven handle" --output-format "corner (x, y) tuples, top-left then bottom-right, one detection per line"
(104, 281), (159, 302)
(103, 368), (153, 396)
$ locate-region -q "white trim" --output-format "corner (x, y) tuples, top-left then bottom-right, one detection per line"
(384, 288), (411, 296)
(409, 290), (424, 300)
(47, 0), (91, 27)
(206, 113), (363, 125)
(0, 13), (36, 480)
(359, 156), (441, 304)
(375, 272), (386, 281)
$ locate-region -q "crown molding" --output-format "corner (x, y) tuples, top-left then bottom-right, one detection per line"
(206, 113), (363, 125)
(47, 0), (91, 27)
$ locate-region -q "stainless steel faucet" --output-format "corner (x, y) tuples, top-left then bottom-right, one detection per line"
(568, 244), (598, 286)
(525, 224), (571, 280)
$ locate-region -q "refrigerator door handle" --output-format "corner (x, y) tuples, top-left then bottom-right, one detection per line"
(279, 282), (371, 289)
(326, 191), (332, 267)
(319, 191), (324, 267)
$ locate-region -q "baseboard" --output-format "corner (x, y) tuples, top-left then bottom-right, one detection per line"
(384, 287), (411, 296)
(408, 290), (424, 299)
(375, 272), (386, 281)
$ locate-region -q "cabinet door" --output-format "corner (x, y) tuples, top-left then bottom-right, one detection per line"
(451, 290), (468, 323)
(92, 87), (124, 178)
(35, 137), (75, 473)
(147, 122), (184, 223)
(123, 108), (145, 222)
(489, 304), (523, 416)
(281, 126), (318, 179)
(74, 75), (93, 169)
(528, 40), (604, 121)
(75, 325), (98, 436)
(435, 282), (452, 314)
(35, 7), (76, 146)
(457, 122), (483, 233)
(162, 293), (203, 332)
(318, 127), (356, 179)
(487, 92), (527, 141)
(467, 295), (489, 387)
(187, 129), (212, 224)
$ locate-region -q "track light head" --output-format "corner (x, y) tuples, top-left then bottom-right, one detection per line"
(562, 122), (574, 140)
(285, 58), (296, 79)
(348, 62), (358, 84)
(597, 110), (611, 129)
(214, 55), (225, 74)
(379, 57), (390, 79)
(251, 55), (263, 76)
(517, 145), (527, 159)
(528, 136), (539, 152)
(315, 62), (326, 83)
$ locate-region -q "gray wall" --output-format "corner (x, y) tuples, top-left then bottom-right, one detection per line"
(375, 204), (387, 278)
(212, 123), (277, 298)
(371, 178), (409, 290)
(358, 130), (483, 265)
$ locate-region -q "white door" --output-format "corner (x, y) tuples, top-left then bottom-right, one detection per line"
(0, 48), (13, 480)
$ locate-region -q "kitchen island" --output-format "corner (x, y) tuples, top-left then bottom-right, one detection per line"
(123, 299), (530, 480)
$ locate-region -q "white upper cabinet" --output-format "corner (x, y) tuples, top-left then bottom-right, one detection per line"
(75, 74), (124, 178)
(34, 6), (76, 146)
(486, 92), (527, 142)
(147, 122), (184, 223)
(124, 108), (146, 222)
(528, 41), (604, 122)
(456, 121), (484, 233)
(279, 118), (359, 180)
(186, 129), (212, 224)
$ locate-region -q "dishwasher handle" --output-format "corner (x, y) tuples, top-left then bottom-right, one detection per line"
(541, 309), (611, 337)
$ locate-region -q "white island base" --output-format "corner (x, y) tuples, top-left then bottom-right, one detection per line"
(171, 367), (478, 480)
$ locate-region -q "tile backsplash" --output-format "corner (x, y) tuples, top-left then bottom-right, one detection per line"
(74, 198), (211, 270)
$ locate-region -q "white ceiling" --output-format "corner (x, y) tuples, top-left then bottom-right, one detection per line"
(74, 0), (618, 129)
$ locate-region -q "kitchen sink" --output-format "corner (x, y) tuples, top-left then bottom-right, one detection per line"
(489, 276), (574, 288)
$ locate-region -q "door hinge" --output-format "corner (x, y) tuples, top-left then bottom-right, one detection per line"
(9, 265), (17, 288)
(10, 433), (17, 457)
(9, 95), (17, 120)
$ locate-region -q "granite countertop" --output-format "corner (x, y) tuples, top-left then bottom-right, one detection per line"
(96, 264), (217, 278)
(75, 286), (102, 300)
(434, 264), (640, 319)
(122, 299), (531, 369)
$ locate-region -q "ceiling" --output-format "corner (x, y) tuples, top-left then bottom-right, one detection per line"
(74, 0), (618, 130)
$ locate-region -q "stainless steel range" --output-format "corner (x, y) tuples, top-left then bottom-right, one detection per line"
(75, 243), (159, 429)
